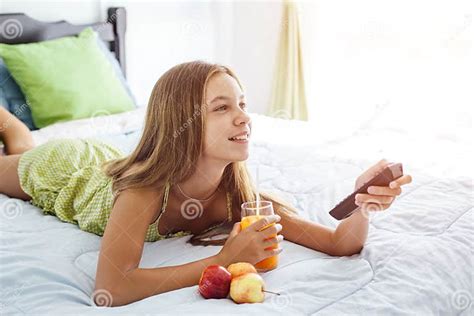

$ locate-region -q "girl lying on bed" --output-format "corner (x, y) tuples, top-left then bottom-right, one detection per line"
(0, 61), (412, 306)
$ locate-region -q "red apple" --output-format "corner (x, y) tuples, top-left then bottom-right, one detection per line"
(198, 265), (232, 299)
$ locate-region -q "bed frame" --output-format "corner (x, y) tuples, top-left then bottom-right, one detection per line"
(0, 7), (127, 76)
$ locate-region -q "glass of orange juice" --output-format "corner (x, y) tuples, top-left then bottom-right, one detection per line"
(240, 200), (279, 272)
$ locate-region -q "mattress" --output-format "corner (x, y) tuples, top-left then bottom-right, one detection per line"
(1, 107), (472, 315)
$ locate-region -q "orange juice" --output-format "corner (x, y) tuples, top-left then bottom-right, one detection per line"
(240, 215), (279, 271)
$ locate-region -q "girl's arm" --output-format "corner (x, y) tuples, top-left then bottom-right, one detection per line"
(106, 253), (227, 306)
(94, 187), (229, 307)
(277, 207), (367, 257)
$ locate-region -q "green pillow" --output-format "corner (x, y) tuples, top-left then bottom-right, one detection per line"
(0, 28), (134, 128)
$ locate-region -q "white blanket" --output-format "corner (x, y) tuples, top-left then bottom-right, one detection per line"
(1, 108), (472, 315)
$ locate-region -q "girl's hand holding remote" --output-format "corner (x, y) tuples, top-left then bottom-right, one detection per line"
(354, 159), (413, 212)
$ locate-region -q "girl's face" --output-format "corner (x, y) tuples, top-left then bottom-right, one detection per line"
(203, 72), (251, 163)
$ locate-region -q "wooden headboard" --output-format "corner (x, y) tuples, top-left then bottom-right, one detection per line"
(0, 7), (127, 77)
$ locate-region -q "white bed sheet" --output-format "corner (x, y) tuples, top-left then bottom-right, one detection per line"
(1, 108), (472, 315)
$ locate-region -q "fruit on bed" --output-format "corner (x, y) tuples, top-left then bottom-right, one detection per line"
(198, 265), (232, 299)
(229, 272), (266, 304)
(198, 262), (277, 303)
(227, 262), (258, 278)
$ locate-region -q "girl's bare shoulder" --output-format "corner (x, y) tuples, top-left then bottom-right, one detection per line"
(117, 165), (166, 220)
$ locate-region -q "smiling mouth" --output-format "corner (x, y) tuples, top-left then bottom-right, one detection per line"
(228, 133), (249, 142)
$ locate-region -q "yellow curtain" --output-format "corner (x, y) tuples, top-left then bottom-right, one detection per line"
(267, 0), (308, 121)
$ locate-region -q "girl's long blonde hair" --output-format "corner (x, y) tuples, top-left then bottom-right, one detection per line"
(102, 60), (297, 245)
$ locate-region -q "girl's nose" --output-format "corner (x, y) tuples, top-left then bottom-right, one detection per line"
(235, 110), (251, 126)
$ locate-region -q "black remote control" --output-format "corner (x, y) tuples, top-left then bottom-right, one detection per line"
(329, 163), (404, 220)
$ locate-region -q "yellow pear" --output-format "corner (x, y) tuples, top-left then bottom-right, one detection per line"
(229, 272), (265, 304)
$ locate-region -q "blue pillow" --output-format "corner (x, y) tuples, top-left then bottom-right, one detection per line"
(0, 90), (8, 111)
(0, 33), (135, 130)
(0, 59), (36, 129)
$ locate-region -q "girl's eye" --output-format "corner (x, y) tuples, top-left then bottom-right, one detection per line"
(216, 105), (227, 111)
(240, 103), (247, 110)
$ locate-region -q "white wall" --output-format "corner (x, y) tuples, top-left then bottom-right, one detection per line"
(299, 0), (473, 141)
(107, 0), (283, 114)
(106, 0), (219, 107)
(228, 0), (282, 116)
(0, 0), (102, 24)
